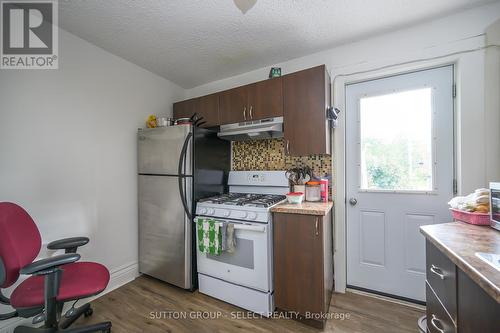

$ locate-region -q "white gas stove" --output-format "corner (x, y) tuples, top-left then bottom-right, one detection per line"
(196, 192), (286, 223)
(196, 171), (288, 222)
(195, 171), (289, 316)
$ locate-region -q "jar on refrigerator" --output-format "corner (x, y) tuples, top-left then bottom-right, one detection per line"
(305, 181), (321, 202)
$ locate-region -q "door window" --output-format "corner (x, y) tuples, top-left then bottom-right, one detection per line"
(359, 88), (434, 192)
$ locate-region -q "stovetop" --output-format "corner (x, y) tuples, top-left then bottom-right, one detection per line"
(198, 193), (286, 209)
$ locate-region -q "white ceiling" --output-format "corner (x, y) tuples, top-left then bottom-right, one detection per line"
(59, 0), (495, 88)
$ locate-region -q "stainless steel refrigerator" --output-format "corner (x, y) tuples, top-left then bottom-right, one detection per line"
(137, 125), (230, 289)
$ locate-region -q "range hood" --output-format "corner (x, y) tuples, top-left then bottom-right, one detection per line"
(218, 117), (283, 141)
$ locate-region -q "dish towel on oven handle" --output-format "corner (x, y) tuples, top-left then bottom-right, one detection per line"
(197, 218), (222, 255)
(219, 222), (236, 252)
(225, 223), (236, 253)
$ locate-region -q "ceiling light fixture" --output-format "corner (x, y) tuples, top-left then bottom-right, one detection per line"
(233, 0), (257, 14)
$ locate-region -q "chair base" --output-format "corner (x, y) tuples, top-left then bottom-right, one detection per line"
(14, 304), (111, 333)
(59, 303), (92, 330)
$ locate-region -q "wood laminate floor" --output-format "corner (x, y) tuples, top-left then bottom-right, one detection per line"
(75, 276), (424, 333)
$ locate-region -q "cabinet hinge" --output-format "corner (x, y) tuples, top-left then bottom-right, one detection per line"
(452, 84), (457, 98)
(453, 179), (458, 195)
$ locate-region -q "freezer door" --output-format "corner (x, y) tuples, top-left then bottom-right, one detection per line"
(138, 126), (192, 175)
(138, 175), (192, 289)
(193, 127), (230, 200)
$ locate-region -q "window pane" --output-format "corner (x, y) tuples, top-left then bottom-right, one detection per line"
(360, 88), (433, 191)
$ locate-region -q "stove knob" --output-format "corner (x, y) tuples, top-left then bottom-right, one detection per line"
(199, 208), (207, 215)
(247, 212), (257, 220)
(240, 211), (248, 219)
(207, 208), (215, 215)
(222, 210), (230, 217)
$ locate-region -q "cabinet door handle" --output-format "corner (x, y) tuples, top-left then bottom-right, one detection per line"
(243, 106), (247, 120)
(315, 217), (319, 236)
(286, 140), (290, 155)
(249, 105), (253, 119)
(430, 264), (445, 280)
(430, 314), (445, 333)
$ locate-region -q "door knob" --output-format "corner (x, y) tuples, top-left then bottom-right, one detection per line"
(349, 198), (358, 206)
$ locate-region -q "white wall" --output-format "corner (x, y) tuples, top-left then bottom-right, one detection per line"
(0, 28), (184, 329)
(485, 19), (500, 184)
(185, 1), (500, 292)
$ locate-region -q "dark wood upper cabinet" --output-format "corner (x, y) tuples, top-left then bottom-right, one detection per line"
(247, 77), (283, 120)
(173, 94), (219, 128)
(283, 65), (331, 156)
(173, 98), (197, 120)
(196, 94), (219, 127)
(218, 86), (248, 124)
(219, 78), (282, 124)
(173, 65), (331, 152)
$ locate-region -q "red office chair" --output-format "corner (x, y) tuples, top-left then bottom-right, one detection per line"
(0, 202), (112, 333)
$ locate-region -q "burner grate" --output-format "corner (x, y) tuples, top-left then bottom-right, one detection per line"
(199, 193), (286, 208)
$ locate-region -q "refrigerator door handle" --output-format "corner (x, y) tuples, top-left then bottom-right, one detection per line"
(178, 132), (193, 220)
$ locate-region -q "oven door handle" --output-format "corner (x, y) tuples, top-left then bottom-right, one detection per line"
(233, 224), (266, 232)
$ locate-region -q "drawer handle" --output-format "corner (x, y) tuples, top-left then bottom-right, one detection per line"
(315, 217), (319, 236)
(430, 264), (445, 280)
(430, 314), (445, 333)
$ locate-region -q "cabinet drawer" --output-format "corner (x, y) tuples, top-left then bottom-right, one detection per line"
(426, 240), (457, 321)
(426, 282), (456, 333)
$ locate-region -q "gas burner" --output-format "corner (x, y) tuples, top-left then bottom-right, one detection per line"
(199, 193), (286, 208)
(245, 194), (287, 208)
(198, 193), (246, 204)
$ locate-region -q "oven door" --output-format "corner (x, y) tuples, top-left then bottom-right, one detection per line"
(195, 218), (271, 292)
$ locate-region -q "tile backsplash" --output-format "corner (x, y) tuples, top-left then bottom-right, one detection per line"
(232, 138), (332, 179)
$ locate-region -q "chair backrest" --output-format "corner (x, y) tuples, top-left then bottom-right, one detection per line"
(0, 202), (41, 288)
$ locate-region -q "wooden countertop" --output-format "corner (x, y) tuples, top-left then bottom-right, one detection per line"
(420, 222), (500, 303)
(271, 201), (333, 216)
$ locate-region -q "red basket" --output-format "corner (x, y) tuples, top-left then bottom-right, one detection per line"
(450, 208), (490, 226)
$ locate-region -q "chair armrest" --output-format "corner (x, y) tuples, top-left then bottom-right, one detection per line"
(47, 237), (89, 253)
(20, 254), (80, 275)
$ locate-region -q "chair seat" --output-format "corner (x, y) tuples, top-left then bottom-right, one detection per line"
(10, 262), (110, 309)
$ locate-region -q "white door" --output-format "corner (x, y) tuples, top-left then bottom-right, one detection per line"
(346, 66), (454, 302)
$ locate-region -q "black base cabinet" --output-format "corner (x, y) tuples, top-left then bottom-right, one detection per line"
(425, 240), (500, 333)
(457, 269), (500, 332)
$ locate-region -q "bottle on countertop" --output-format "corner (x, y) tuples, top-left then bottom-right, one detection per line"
(320, 178), (329, 202)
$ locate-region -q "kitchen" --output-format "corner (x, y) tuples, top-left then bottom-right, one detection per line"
(138, 64), (334, 324)
(1, 1), (499, 333)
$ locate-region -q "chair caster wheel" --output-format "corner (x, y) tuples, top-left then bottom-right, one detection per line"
(84, 308), (93, 318)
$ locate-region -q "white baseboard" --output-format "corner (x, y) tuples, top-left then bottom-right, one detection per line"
(0, 261), (139, 333)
